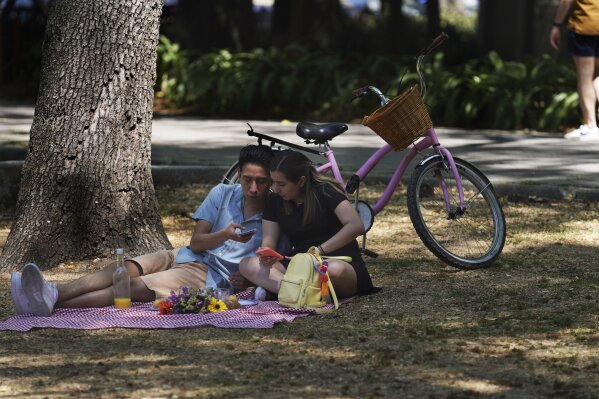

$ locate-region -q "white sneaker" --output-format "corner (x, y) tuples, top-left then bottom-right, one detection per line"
(565, 125), (599, 141)
(21, 263), (58, 316)
(11, 272), (32, 314)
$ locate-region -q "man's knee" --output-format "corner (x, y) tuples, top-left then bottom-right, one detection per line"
(130, 277), (155, 301)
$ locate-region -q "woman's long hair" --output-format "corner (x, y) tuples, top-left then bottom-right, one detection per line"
(270, 150), (346, 225)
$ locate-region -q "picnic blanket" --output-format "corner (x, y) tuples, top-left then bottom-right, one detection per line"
(0, 300), (318, 331)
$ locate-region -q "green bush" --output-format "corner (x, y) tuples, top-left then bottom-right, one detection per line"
(156, 36), (580, 132)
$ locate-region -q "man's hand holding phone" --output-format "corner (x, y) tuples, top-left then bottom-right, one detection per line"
(225, 224), (256, 243)
(238, 228), (257, 237)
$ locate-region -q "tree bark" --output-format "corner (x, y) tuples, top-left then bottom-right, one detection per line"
(0, 0), (172, 271)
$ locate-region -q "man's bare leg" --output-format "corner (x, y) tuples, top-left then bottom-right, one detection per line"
(56, 261), (142, 304)
(58, 276), (154, 308)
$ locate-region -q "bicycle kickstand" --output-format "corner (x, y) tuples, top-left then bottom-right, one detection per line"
(361, 235), (379, 258)
(354, 185), (379, 258)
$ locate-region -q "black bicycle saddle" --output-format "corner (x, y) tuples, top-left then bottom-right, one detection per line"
(296, 122), (348, 143)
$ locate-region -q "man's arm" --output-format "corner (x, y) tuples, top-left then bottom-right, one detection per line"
(550, 0), (574, 49)
(188, 220), (253, 253)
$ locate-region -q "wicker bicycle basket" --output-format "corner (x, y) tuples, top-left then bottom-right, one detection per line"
(362, 85), (432, 151)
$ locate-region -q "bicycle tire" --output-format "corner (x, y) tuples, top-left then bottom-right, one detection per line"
(221, 161), (240, 185)
(407, 156), (506, 270)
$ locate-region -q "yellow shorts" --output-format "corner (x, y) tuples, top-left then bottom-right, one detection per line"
(128, 249), (208, 299)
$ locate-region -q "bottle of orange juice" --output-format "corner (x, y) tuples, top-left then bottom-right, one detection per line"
(113, 248), (131, 309)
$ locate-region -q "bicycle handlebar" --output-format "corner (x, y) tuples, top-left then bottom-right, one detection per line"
(418, 32), (449, 57)
(351, 85), (390, 106)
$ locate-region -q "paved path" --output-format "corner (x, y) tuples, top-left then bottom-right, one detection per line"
(1, 102), (599, 200)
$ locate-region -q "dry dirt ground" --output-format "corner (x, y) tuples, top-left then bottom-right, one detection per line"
(0, 184), (598, 398)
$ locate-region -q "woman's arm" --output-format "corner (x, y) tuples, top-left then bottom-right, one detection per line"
(188, 220), (252, 253)
(260, 220), (281, 249)
(319, 200), (365, 254)
(258, 220), (281, 266)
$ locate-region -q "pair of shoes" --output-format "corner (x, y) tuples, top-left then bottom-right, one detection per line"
(11, 272), (32, 314)
(565, 125), (599, 141)
(20, 263), (58, 317)
(253, 286), (276, 301)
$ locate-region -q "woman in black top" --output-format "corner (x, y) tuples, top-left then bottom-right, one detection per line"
(240, 150), (374, 297)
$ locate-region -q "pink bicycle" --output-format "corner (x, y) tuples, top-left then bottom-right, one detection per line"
(223, 33), (506, 270)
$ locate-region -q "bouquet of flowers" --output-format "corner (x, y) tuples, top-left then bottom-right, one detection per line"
(155, 287), (238, 315)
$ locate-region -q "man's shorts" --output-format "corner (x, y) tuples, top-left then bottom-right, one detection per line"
(128, 249), (208, 299)
(568, 30), (599, 57)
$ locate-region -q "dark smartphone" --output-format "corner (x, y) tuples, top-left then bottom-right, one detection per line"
(239, 228), (257, 237)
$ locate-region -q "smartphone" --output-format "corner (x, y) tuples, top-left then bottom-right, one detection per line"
(238, 228), (257, 237)
(255, 247), (284, 261)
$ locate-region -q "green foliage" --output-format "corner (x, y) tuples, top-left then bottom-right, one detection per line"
(155, 36), (579, 131)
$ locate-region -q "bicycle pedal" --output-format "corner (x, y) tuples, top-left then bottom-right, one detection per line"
(362, 248), (379, 258)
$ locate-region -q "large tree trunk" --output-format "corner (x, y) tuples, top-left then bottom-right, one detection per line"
(0, 0), (172, 271)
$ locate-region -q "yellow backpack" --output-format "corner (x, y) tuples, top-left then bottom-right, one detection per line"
(277, 247), (351, 311)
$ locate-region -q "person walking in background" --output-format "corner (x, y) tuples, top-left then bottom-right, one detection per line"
(550, 0), (599, 141)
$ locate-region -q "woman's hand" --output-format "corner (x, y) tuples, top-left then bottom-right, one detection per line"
(258, 256), (278, 267)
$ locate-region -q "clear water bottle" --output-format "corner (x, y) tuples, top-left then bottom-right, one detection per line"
(113, 248), (131, 308)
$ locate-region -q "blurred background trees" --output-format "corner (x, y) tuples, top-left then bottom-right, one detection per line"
(0, 0), (580, 131)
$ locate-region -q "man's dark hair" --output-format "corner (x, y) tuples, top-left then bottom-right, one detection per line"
(238, 145), (274, 171)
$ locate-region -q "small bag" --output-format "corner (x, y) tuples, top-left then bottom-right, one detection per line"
(277, 247), (351, 311)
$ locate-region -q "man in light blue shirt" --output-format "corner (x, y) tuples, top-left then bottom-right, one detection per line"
(12, 145), (274, 315)
(175, 182), (266, 289)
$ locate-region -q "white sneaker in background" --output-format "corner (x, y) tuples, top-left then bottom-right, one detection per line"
(21, 263), (58, 317)
(565, 125), (599, 140)
(579, 128), (599, 141)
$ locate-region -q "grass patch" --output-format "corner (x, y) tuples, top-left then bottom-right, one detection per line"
(0, 183), (598, 398)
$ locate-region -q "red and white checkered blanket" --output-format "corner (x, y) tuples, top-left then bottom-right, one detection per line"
(0, 289), (338, 331)
(0, 300), (315, 331)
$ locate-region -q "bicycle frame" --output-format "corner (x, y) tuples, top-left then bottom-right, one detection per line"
(245, 124), (466, 217)
(315, 127), (464, 216)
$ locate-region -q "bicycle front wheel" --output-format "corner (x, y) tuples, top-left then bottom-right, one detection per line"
(407, 156), (506, 270)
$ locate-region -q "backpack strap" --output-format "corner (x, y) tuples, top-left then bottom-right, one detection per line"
(310, 277), (338, 313)
(327, 274), (339, 309)
(306, 247), (341, 313)
(322, 255), (352, 262)
(307, 245), (353, 263)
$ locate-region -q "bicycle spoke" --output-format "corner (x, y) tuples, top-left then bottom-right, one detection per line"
(463, 182), (492, 209)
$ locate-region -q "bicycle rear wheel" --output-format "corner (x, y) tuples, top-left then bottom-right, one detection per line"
(222, 161), (240, 184)
(407, 156), (506, 270)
